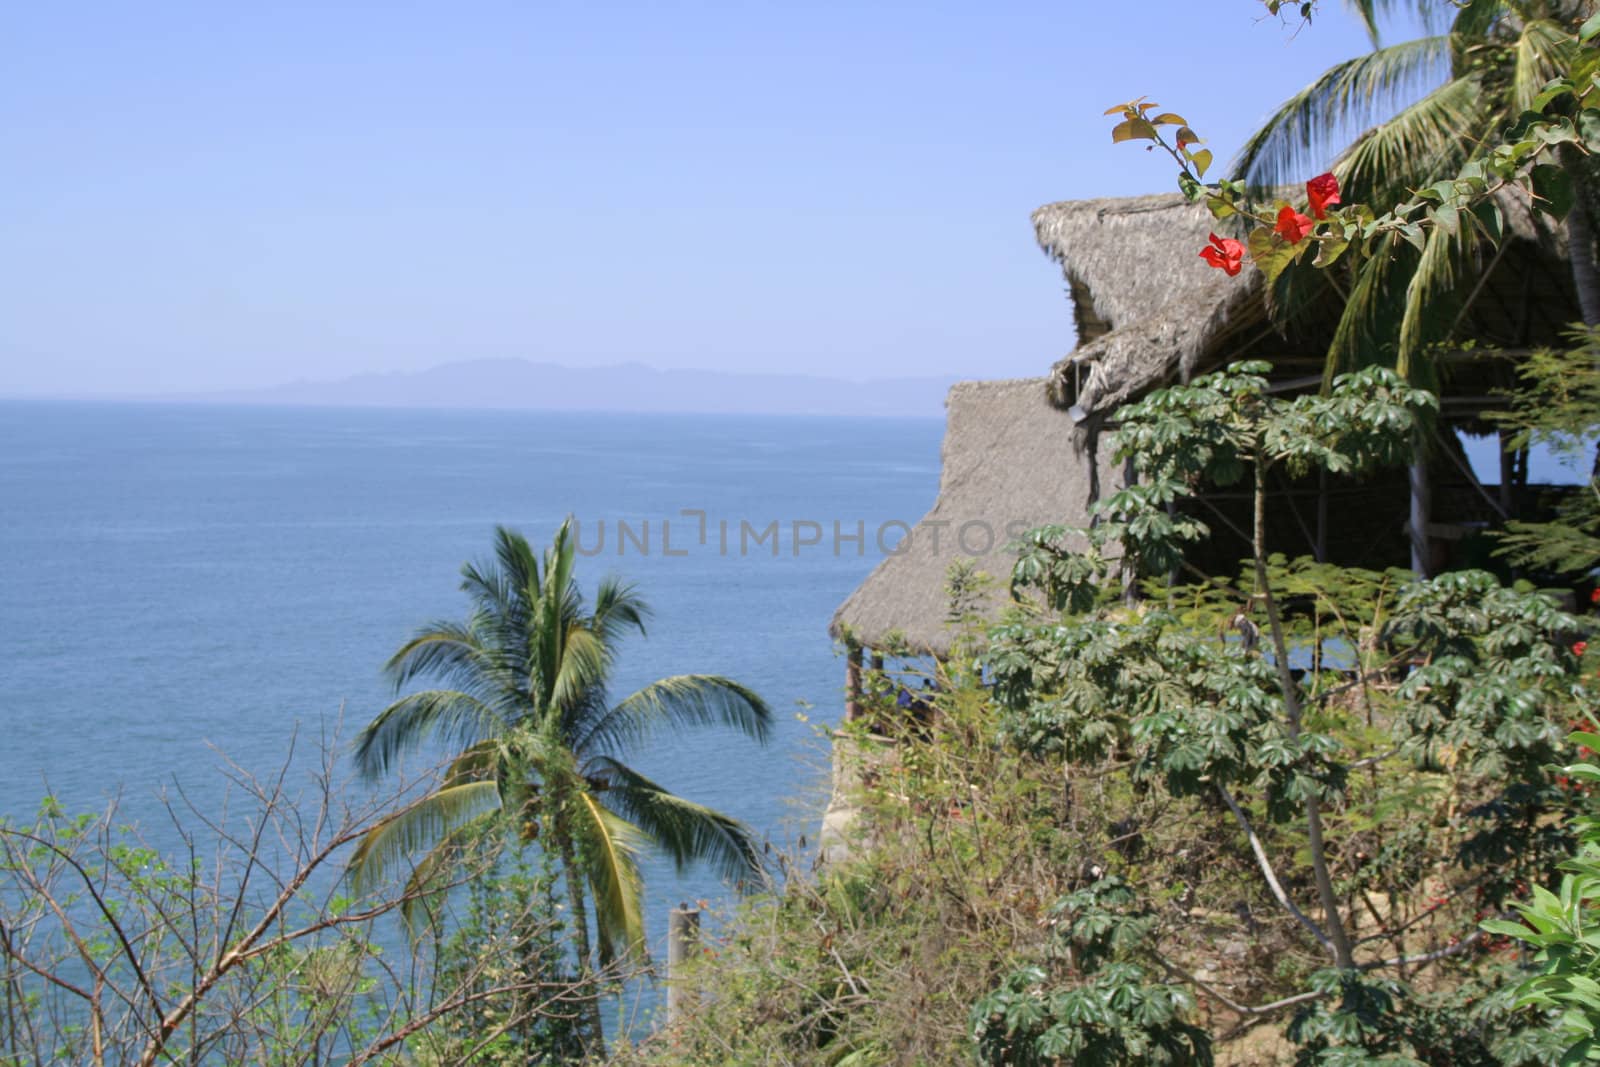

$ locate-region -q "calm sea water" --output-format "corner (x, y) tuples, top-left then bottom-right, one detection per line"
(0, 399), (942, 1003)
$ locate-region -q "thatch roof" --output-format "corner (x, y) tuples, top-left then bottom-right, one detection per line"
(1032, 193), (1262, 420)
(1032, 188), (1576, 422)
(828, 377), (1120, 657)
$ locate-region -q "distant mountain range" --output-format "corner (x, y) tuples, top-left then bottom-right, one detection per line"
(169, 359), (960, 418)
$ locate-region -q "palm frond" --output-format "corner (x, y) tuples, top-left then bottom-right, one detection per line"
(395, 810), (503, 938)
(550, 624), (609, 722)
(353, 689), (506, 778)
(1333, 75), (1487, 207)
(1325, 232), (1410, 383)
(1450, 0), (1512, 44)
(1512, 19), (1579, 113)
(592, 576), (650, 645)
(1233, 35), (1454, 189)
(575, 791), (646, 966)
(574, 675), (773, 759)
(545, 520), (579, 613)
(383, 621), (495, 690)
(442, 739), (499, 787)
(1341, 0), (1449, 47)
(1397, 220), (1462, 377)
(588, 756), (765, 886)
(459, 559), (515, 622)
(492, 525), (543, 606)
(347, 780), (502, 895)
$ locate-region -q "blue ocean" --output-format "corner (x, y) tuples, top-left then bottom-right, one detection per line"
(0, 399), (943, 1016)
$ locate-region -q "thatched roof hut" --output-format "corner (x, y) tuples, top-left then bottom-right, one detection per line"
(1031, 189), (1576, 424)
(829, 187), (1579, 682)
(828, 378), (1120, 659)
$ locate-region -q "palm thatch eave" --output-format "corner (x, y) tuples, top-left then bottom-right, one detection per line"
(1032, 192), (1266, 420)
(828, 377), (1121, 657)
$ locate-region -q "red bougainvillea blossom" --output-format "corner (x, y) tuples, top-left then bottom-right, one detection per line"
(1577, 641), (1590, 657)
(1275, 204), (1314, 244)
(1199, 233), (1245, 276)
(1591, 588), (1599, 605)
(1306, 173), (1341, 219)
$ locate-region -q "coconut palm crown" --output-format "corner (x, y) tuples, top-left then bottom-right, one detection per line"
(1235, 0), (1595, 376)
(348, 520), (772, 980)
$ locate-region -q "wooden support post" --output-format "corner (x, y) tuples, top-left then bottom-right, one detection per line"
(1499, 428), (1516, 520)
(1409, 435), (1432, 577)
(666, 903), (701, 1026)
(844, 645), (863, 723)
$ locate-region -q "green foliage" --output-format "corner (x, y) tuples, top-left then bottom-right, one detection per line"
(413, 842), (588, 1064)
(1484, 732), (1600, 1063)
(1490, 329), (1600, 579)
(997, 360), (1594, 1058)
(0, 760), (585, 1065)
(1286, 965), (1566, 1066)
(610, 667), (1114, 1065)
(1114, 361), (1438, 487)
(971, 876), (1212, 1066)
(1486, 839), (1600, 1062)
(1008, 361), (1435, 620)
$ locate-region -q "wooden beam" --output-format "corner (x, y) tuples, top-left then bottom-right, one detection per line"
(845, 646), (863, 723)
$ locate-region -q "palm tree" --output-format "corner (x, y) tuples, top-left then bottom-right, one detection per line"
(348, 520), (772, 1052)
(1234, 0), (1595, 375)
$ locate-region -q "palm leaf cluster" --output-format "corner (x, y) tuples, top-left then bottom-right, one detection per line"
(1237, 0), (1593, 376)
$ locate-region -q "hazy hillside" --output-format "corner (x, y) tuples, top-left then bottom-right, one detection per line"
(185, 359), (959, 418)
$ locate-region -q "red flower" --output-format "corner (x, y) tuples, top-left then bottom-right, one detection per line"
(1590, 588), (1599, 604)
(1275, 204), (1315, 244)
(1306, 173), (1341, 219)
(1577, 641), (1590, 657)
(1199, 233), (1245, 276)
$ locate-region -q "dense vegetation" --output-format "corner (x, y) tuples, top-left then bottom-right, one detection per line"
(612, 356), (1596, 1067)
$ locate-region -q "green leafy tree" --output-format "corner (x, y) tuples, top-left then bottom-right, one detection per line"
(992, 362), (1593, 1059)
(349, 521), (773, 1054)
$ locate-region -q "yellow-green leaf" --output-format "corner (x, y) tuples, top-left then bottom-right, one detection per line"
(1112, 117), (1158, 143)
(1313, 236), (1350, 269)
(1189, 149), (1214, 178)
(1247, 225), (1302, 284)
(1151, 112), (1187, 126)
(1431, 204), (1460, 238)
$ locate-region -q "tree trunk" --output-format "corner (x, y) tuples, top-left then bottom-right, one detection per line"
(1561, 144), (1600, 326)
(1254, 459), (1356, 970)
(1571, 150), (1600, 480)
(558, 821), (605, 1056)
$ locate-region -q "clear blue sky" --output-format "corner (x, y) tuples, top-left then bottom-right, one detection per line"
(0, 2), (1407, 395)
